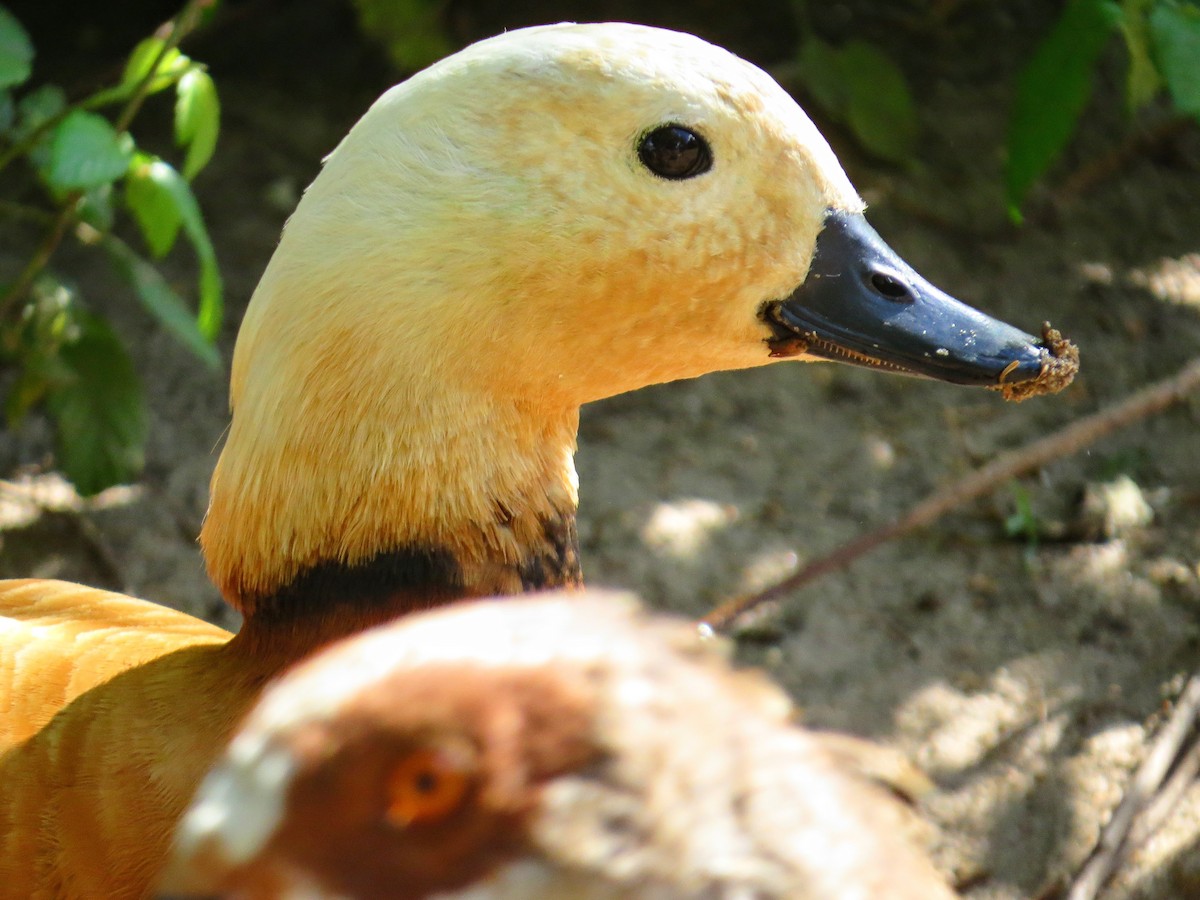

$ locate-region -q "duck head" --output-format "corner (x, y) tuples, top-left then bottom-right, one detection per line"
(202, 23), (1068, 623)
(162, 592), (956, 899)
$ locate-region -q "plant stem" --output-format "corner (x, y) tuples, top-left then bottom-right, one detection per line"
(700, 357), (1200, 631)
(0, 199), (56, 226)
(0, 197), (80, 323)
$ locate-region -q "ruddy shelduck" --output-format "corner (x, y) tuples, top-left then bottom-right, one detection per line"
(0, 23), (1067, 898)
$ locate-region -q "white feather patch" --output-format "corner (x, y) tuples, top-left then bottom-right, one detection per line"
(174, 731), (296, 867)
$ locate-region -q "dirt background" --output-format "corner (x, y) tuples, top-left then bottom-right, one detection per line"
(3, 1), (1200, 897)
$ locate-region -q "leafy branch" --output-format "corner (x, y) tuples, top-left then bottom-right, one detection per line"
(0, 0), (222, 495)
(1006, 0), (1200, 220)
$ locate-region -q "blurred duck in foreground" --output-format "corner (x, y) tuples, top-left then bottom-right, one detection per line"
(0, 22), (1072, 898)
(163, 592), (958, 900)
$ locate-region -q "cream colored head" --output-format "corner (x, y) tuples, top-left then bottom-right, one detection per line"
(235, 23), (862, 403)
(202, 23), (864, 611)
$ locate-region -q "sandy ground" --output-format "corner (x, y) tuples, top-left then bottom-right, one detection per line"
(2, 7), (1200, 898)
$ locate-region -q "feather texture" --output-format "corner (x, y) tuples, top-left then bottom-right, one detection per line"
(0, 23), (1052, 897)
(164, 592), (957, 899)
(0, 581), (233, 897)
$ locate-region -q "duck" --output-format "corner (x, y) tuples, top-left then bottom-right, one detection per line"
(161, 591), (958, 899)
(0, 22), (1066, 899)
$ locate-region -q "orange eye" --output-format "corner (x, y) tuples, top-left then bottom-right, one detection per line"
(385, 746), (473, 827)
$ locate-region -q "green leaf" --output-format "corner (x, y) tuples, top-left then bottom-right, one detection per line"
(1121, 0), (1162, 111)
(13, 83), (65, 170)
(838, 41), (919, 164)
(795, 38), (918, 164)
(795, 38), (847, 116)
(45, 110), (132, 191)
(196, 261), (221, 339)
(1004, 484), (1036, 537)
(1150, 2), (1200, 119)
(123, 154), (221, 338)
(174, 68), (219, 179)
(125, 153), (183, 257)
(46, 315), (146, 496)
(14, 83), (65, 136)
(121, 37), (188, 97)
(1006, 0), (1123, 219)
(0, 5), (33, 89)
(182, 203), (221, 341)
(102, 234), (220, 369)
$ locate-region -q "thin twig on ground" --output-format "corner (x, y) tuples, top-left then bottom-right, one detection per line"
(1130, 735), (1200, 856)
(700, 356), (1200, 631)
(1062, 674), (1200, 900)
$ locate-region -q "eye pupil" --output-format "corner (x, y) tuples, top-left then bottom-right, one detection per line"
(638, 125), (712, 180)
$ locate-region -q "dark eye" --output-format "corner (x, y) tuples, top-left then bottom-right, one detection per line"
(637, 125), (712, 180)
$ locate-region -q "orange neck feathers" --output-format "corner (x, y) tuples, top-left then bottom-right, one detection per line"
(202, 388), (583, 622)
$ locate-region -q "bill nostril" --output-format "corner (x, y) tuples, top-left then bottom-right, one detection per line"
(869, 271), (911, 301)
